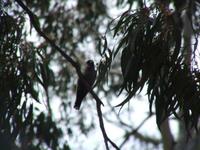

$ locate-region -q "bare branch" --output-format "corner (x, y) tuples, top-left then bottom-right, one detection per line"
(119, 114), (157, 148)
(106, 100), (132, 129)
(96, 101), (120, 150)
(120, 129), (161, 149)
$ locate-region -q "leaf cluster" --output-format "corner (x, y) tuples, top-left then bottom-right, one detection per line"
(112, 7), (200, 130)
(0, 11), (63, 149)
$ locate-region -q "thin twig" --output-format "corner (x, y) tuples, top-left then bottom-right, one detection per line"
(107, 99), (132, 129)
(120, 129), (161, 148)
(119, 114), (154, 148)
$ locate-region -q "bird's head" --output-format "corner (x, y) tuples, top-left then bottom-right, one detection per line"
(86, 60), (95, 68)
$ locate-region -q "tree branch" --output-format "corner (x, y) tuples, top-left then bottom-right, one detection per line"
(119, 114), (155, 148)
(14, 0), (104, 107)
(120, 129), (161, 148)
(159, 119), (175, 150)
(13, 0), (120, 149)
(96, 101), (120, 150)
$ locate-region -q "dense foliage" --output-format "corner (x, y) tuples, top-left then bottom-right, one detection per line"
(112, 4), (200, 130)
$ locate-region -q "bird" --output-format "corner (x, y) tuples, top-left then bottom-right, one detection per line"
(74, 60), (97, 110)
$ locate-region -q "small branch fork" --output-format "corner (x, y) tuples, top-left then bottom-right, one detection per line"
(14, 0), (119, 149)
(105, 102), (158, 149)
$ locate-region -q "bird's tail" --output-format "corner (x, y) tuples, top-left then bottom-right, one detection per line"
(74, 98), (81, 110)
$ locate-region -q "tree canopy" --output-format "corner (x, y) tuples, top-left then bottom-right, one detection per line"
(1, 0), (200, 150)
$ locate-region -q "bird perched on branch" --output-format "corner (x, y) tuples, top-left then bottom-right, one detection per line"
(74, 60), (97, 110)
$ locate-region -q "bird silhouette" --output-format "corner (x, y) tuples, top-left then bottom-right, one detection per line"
(74, 60), (96, 110)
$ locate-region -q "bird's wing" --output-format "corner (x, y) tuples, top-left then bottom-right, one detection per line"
(74, 63), (96, 110)
(74, 79), (88, 109)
